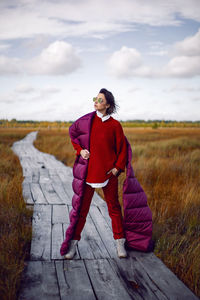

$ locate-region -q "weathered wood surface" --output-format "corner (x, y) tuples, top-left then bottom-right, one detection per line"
(12, 131), (199, 300)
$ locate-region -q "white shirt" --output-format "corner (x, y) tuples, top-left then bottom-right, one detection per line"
(96, 110), (110, 122)
(86, 111), (111, 188)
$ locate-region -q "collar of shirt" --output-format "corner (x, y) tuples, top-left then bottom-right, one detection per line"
(96, 110), (110, 122)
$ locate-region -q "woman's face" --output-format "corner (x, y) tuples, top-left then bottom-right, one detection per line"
(94, 93), (110, 114)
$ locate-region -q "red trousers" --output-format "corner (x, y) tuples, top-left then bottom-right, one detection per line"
(73, 175), (125, 240)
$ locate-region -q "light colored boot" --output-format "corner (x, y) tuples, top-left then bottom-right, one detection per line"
(116, 238), (127, 258)
(64, 239), (78, 259)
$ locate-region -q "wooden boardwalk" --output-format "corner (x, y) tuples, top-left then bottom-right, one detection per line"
(12, 131), (198, 300)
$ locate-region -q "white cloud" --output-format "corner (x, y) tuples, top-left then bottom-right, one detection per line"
(0, 92), (16, 103)
(22, 35), (51, 51)
(15, 84), (35, 93)
(148, 50), (168, 56)
(0, 81), (61, 106)
(108, 28), (200, 78)
(14, 83), (60, 94)
(107, 46), (152, 78)
(78, 44), (108, 53)
(0, 0), (200, 41)
(0, 43), (11, 52)
(191, 97), (200, 102)
(0, 55), (21, 75)
(163, 28), (200, 77)
(174, 28), (200, 56)
(41, 86), (60, 94)
(146, 41), (168, 56)
(163, 55), (200, 77)
(0, 41), (81, 76)
(163, 85), (200, 93)
(128, 87), (141, 93)
(27, 41), (81, 75)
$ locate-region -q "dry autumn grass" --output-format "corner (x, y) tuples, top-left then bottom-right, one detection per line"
(0, 129), (33, 300)
(34, 126), (200, 297)
(0, 126), (199, 298)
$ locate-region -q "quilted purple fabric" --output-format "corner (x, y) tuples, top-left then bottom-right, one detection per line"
(60, 111), (153, 256)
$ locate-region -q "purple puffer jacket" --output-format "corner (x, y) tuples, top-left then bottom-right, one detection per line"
(60, 111), (153, 256)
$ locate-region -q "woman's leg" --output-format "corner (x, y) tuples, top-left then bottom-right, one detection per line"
(73, 183), (95, 240)
(102, 175), (125, 239)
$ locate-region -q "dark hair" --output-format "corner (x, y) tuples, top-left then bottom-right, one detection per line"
(99, 88), (119, 115)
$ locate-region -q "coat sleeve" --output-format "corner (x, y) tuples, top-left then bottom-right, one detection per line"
(71, 140), (83, 156)
(69, 120), (79, 143)
(114, 122), (127, 172)
(69, 120), (83, 155)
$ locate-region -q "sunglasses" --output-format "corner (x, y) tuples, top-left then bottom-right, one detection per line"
(93, 97), (104, 103)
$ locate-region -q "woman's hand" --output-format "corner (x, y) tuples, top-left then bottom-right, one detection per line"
(107, 167), (119, 176)
(80, 149), (90, 159)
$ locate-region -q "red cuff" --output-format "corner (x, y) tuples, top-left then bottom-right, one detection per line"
(115, 165), (121, 171)
(115, 164), (126, 172)
(76, 147), (82, 156)
(71, 141), (83, 156)
(114, 166), (123, 174)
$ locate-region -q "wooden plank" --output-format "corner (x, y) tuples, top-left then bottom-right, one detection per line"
(31, 168), (40, 183)
(21, 156), (31, 169)
(57, 168), (73, 182)
(62, 222), (81, 260)
(43, 155), (63, 169)
(89, 205), (118, 258)
(31, 204), (51, 260)
(22, 166), (32, 178)
(33, 158), (45, 169)
(92, 192), (105, 207)
(30, 183), (48, 204)
(55, 260), (96, 300)
(23, 174), (32, 183)
(77, 209), (110, 259)
(51, 181), (70, 204)
(52, 205), (71, 259)
(84, 258), (132, 300)
(52, 223), (64, 260)
(90, 206), (174, 299)
(41, 156), (55, 169)
(24, 156), (34, 169)
(52, 205), (69, 224)
(92, 193), (114, 229)
(49, 173), (61, 182)
(36, 160), (46, 169)
(53, 224), (80, 261)
(62, 203), (111, 259)
(97, 204), (112, 228)
(18, 261), (60, 300)
(21, 165), (31, 179)
(58, 172), (73, 184)
(109, 257), (167, 300)
(22, 181), (34, 205)
(40, 182), (63, 204)
(48, 168), (58, 176)
(62, 181), (74, 201)
(129, 251), (199, 300)
(86, 205), (169, 299)
(39, 167), (51, 183)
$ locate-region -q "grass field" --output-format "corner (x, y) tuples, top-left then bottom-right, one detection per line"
(34, 126), (200, 297)
(0, 129), (33, 300)
(0, 126), (199, 298)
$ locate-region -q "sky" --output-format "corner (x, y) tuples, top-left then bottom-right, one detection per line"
(0, 0), (200, 122)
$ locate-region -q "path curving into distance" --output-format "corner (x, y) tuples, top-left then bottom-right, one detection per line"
(12, 131), (198, 300)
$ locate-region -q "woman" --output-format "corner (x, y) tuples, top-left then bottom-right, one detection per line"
(60, 88), (153, 259)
